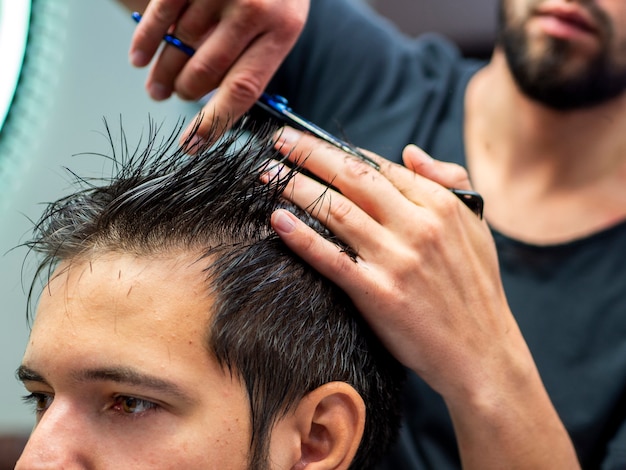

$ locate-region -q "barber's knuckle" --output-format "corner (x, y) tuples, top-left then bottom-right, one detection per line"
(343, 156), (377, 179)
(379, 160), (394, 173)
(275, 11), (306, 38)
(420, 215), (446, 245)
(426, 187), (456, 216)
(448, 164), (470, 187)
(440, 202), (462, 224)
(178, 17), (209, 42)
(238, 0), (305, 38)
(300, 231), (320, 253)
(333, 254), (355, 277)
(237, 0), (271, 22)
(226, 76), (264, 104)
(151, 0), (183, 24)
(372, 277), (396, 300)
(178, 62), (221, 98)
(329, 198), (354, 224)
(194, 56), (226, 80)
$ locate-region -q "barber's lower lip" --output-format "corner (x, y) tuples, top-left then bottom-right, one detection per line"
(534, 14), (597, 41)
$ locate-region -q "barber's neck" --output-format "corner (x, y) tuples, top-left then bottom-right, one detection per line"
(466, 49), (626, 187)
(464, 49), (626, 244)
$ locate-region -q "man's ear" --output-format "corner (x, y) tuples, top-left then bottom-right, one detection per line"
(270, 382), (366, 470)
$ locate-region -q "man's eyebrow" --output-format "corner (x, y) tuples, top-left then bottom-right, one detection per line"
(72, 366), (194, 403)
(16, 365), (48, 385)
(16, 364), (194, 403)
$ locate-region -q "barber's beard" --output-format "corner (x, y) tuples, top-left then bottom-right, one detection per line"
(498, 1), (626, 110)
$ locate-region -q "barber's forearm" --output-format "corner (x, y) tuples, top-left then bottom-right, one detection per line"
(444, 333), (581, 470)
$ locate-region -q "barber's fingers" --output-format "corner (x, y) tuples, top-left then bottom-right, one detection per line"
(180, 24), (303, 140)
(271, 209), (371, 295)
(267, 132), (501, 376)
(274, 128), (476, 227)
(143, 2), (219, 101)
(130, 0), (188, 68)
(263, 160), (389, 256)
(402, 144), (472, 191)
(130, 0), (309, 140)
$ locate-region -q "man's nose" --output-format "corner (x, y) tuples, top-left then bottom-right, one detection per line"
(15, 401), (93, 469)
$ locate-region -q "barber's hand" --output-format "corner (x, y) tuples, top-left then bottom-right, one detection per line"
(268, 128), (515, 397)
(128, 0), (309, 140)
(266, 129), (580, 469)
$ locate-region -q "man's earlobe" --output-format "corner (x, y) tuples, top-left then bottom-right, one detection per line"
(291, 381), (366, 470)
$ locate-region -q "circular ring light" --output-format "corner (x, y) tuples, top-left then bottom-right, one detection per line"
(0, 1), (32, 134)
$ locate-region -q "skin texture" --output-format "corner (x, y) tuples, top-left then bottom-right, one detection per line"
(16, 252), (365, 469)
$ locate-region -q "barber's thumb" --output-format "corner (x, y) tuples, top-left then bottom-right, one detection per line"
(402, 144), (472, 190)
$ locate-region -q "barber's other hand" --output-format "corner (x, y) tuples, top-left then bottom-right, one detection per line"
(267, 128), (521, 399)
(128, 0), (309, 140)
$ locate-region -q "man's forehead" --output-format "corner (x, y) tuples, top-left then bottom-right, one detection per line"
(51, 250), (204, 283)
(24, 251), (228, 395)
(31, 251), (214, 353)
(40, 252), (208, 307)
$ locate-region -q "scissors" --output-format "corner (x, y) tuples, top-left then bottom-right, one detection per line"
(131, 13), (484, 218)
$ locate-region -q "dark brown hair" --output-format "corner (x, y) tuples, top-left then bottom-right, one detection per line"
(26, 117), (405, 469)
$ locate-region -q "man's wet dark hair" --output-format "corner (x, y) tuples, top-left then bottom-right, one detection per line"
(25, 117), (405, 469)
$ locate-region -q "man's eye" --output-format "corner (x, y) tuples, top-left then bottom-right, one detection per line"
(22, 393), (53, 414)
(112, 396), (158, 415)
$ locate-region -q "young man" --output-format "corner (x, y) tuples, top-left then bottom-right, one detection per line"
(125, 0), (626, 468)
(15, 121), (405, 469)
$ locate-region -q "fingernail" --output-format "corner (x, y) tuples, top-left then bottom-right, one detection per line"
(275, 126), (302, 144)
(273, 210), (297, 234)
(148, 82), (172, 101)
